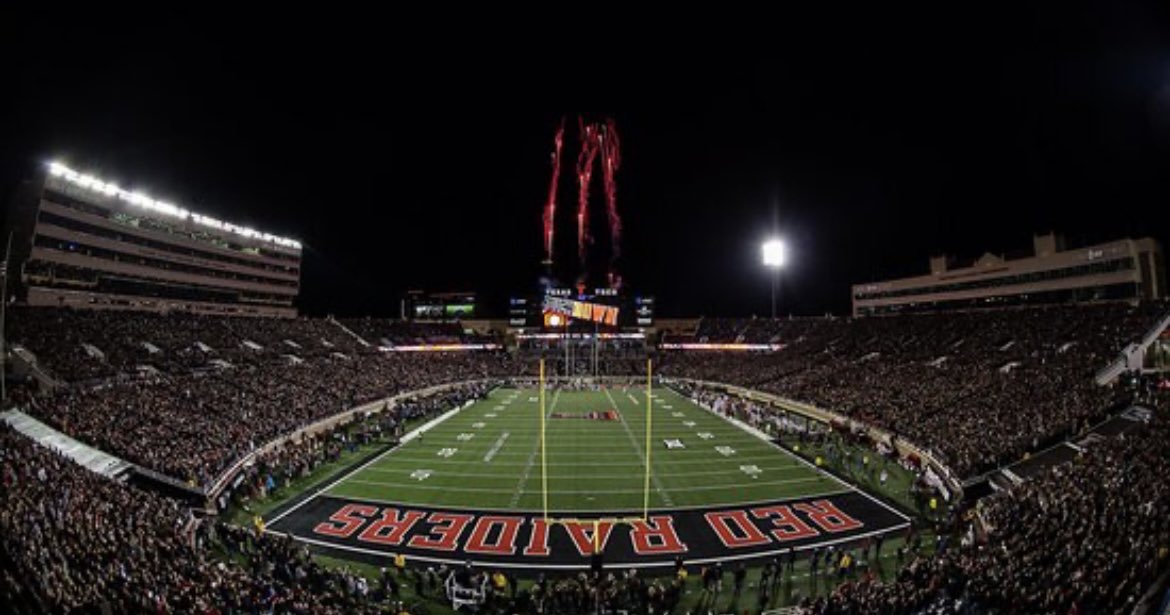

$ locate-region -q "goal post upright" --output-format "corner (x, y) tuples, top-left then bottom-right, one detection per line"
(540, 358), (549, 523)
(644, 358), (653, 522)
(538, 359), (654, 541)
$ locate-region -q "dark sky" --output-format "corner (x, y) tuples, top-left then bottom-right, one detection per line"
(3, 7), (1170, 318)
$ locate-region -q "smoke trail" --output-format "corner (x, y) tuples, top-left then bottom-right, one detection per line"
(542, 118), (565, 264)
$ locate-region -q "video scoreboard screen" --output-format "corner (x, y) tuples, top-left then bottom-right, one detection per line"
(634, 296), (655, 326)
(407, 291), (476, 321)
(509, 288), (654, 329)
(509, 297), (529, 327)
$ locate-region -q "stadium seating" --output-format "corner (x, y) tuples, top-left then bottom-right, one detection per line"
(660, 302), (1169, 477)
(0, 422), (394, 613)
(3, 303), (1169, 612)
(801, 393), (1170, 613)
(339, 318), (492, 347)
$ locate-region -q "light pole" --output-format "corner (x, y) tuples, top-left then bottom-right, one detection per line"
(762, 238), (786, 319)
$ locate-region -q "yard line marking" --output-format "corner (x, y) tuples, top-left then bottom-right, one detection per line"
(406, 449), (648, 457)
(682, 386), (912, 523)
(376, 454), (807, 467)
(508, 389), (559, 507)
(363, 465), (811, 480)
(268, 400), (466, 526)
(342, 475), (830, 494)
(605, 387), (674, 507)
(483, 432), (510, 462)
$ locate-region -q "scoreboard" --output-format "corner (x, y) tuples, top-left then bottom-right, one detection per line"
(508, 297), (529, 327)
(509, 288), (654, 329)
(634, 296), (655, 326)
(407, 290), (476, 321)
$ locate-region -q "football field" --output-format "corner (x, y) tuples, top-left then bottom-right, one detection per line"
(326, 385), (845, 513)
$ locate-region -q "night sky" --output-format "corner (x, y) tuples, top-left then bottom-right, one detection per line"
(3, 7), (1169, 318)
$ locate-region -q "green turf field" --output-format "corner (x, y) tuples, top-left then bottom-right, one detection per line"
(325, 386), (845, 513)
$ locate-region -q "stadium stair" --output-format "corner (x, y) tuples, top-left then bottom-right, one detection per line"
(9, 344), (64, 391)
(328, 316), (372, 347)
(1094, 305), (1170, 385)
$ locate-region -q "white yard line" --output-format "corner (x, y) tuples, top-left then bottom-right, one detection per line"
(343, 475), (830, 495)
(605, 388), (674, 506)
(376, 454), (801, 467)
(680, 388), (912, 523)
(363, 464), (813, 480)
(266, 400), (468, 526)
(482, 432), (510, 462)
(508, 389), (560, 508)
(420, 449), (648, 458)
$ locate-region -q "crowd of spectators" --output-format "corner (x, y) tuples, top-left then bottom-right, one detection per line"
(5, 306), (369, 381)
(339, 318), (499, 347)
(9, 302), (1167, 488)
(802, 389), (1170, 614)
(661, 302), (1169, 476)
(231, 383), (491, 503)
(4, 302), (1170, 612)
(7, 305), (524, 487)
(0, 423), (396, 613)
(693, 315), (791, 344)
(19, 352), (516, 488)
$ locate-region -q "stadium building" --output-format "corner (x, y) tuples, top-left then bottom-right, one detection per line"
(852, 232), (1165, 316)
(4, 162), (302, 317)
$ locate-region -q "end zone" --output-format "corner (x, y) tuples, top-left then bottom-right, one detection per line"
(266, 490), (908, 572)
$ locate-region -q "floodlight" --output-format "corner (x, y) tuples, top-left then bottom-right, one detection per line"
(762, 238), (787, 268)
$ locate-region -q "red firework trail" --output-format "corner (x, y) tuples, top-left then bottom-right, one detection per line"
(542, 118), (565, 263)
(601, 118), (622, 267)
(576, 117), (601, 271)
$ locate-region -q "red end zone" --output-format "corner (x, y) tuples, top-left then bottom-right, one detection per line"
(266, 491), (909, 571)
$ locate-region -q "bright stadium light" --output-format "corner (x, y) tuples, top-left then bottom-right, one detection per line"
(761, 237), (787, 318)
(43, 161), (303, 250)
(762, 238), (787, 269)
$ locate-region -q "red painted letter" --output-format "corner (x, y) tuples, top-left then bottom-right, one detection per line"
(629, 515), (688, 555)
(314, 504), (378, 538)
(465, 516), (523, 556)
(562, 520), (614, 556)
(524, 517), (551, 556)
(407, 512), (474, 552)
(357, 508), (425, 546)
(793, 499), (863, 533)
(751, 505), (818, 542)
(705, 510), (772, 548)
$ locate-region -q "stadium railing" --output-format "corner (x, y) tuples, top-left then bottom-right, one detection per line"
(1095, 305), (1170, 385)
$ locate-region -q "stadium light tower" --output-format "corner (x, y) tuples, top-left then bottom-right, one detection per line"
(762, 238), (787, 318)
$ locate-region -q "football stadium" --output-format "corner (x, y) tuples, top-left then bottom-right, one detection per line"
(4, 21), (1170, 615)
